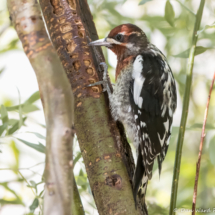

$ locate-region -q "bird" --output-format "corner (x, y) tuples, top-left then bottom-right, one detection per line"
(88, 23), (177, 206)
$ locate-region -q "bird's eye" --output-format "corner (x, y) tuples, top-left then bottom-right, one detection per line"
(115, 34), (123, 41)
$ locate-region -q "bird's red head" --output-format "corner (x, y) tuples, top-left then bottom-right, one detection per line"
(89, 24), (148, 60)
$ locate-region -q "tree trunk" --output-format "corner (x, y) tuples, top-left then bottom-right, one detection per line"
(7, 0), (84, 214)
(39, 0), (147, 214)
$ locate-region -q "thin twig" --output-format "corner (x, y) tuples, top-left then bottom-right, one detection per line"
(22, 162), (45, 169)
(0, 168), (43, 176)
(192, 72), (215, 215)
(174, 0), (196, 16)
(18, 170), (37, 196)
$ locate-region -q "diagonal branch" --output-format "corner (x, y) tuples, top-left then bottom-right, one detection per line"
(175, 0), (196, 16)
(192, 72), (215, 215)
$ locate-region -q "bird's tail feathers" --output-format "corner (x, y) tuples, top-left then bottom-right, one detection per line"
(138, 174), (148, 205)
(133, 145), (149, 208)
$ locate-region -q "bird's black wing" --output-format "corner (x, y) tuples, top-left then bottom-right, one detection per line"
(129, 51), (177, 180)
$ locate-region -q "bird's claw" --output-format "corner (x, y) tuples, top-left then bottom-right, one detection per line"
(88, 81), (104, 87)
(87, 62), (109, 93)
(100, 62), (109, 92)
(100, 62), (108, 73)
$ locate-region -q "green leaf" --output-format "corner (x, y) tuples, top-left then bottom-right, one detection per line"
(139, 0), (152, 5)
(6, 103), (39, 113)
(173, 46), (212, 58)
(10, 140), (20, 171)
(1, 105), (8, 124)
(164, 0), (175, 27)
(0, 67), (4, 75)
(16, 138), (46, 153)
(8, 119), (19, 126)
(29, 180), (38, 193)
(6, 105), (22, 111)
(30, 180), (37, 187)
(0, 38), (20, 53)
(29, 198), (39, 213)
(38, 123), (46, 128)
(38, 189), (44, 197)
(0, 123), (8, 136)
(0, 199), (23, 205)
(0, 182), (23, 205)
(27, 132), (46, 140)
(5, 91), (40, 113)
(79, 169), (84, 176)
(19, 106), (23, 128)
(24, 91), (40, 104)
(197, 22), (215, 35)
(73, 152), (82, 168)
(22, 104), (39, 113)
(76, 176), (87, 187)
(209, 136), (215, 167)
(77, 169), (88, 190)
(17, 88), (23, 128)
(8, 117), (27, 135)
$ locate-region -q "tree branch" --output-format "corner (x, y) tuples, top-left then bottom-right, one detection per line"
(174, 0), (196, 16)
(7, 0), (84, 214)
(169, 0), (205, 214)
(39, 0), (147, 214)
(192, 72), (215, 215)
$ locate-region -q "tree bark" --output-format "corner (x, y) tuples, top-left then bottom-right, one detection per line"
(39, 0), (147, 214)
(7, 0), (84, 214)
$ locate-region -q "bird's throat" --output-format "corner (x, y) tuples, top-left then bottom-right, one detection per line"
(115, 55), (135, 80)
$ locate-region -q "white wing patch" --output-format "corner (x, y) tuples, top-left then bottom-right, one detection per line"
(164, 119), (169, 131)
(132, 55), (145, 106)
(158, 133), (165, 147)
(138, 97), (143, 108)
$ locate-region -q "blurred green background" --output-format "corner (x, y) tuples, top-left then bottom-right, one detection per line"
(0, 0), (215, 214)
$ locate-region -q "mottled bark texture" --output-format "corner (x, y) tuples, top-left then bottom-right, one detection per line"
(39, 0), (147, 214)
(7, 1), (84, 215)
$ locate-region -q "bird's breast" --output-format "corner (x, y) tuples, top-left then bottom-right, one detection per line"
(110, 61), (137, 144)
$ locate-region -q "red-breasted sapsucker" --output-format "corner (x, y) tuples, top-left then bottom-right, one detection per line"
(89, 23), (177, 205)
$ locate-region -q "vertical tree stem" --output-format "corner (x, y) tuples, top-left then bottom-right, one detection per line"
(192, 72), (215, 215)
(39, 0), (146, 214)
(169, 0), (205, 214)
(7, 0), (84, 214)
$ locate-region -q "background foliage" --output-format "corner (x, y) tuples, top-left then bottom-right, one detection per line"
(0, 0), (215, 214)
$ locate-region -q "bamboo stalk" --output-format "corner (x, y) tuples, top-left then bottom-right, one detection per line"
(169, 0), (205, 214)
(192, 72), (215, 215)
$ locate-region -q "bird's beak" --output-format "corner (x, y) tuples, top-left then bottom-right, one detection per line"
(88, 38), (112, 48)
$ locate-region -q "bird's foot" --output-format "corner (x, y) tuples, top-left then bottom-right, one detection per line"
(88, 62), (110, 93)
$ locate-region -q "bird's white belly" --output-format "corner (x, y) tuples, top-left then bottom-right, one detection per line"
(109, 67), (140, 150)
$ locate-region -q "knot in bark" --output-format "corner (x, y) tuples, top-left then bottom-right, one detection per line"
(105, 174), (122, 190)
